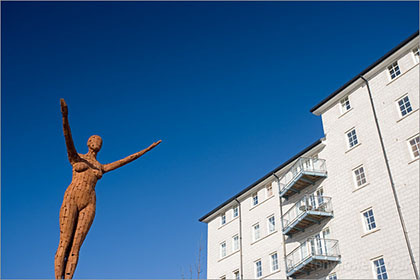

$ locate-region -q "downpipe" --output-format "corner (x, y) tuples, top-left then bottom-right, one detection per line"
(234, 198), (244, 280)
(273, 173), (290, 280)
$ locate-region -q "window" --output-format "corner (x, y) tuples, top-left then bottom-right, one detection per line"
(221, 213), (226, 226)
(413, 46), (420, 63)
(232, 235), (239, 251)
(347, 128), (359, 148)
(362, 209), (377, 231)
(255, 260), (262, 278)
(270, 253), (279, 272)
(268, 216), (276, 233)
(252, 193), (259, 206)
(233, 206), (239, 218)
(397, 96), (413, 117)
(409, 136), (420, 159)
(266, 185), (273, 197)
(253, 223), (260, 241)
(233, 270), (240, 280)
(340, 96), (351, 113)
(323, 227), (331, 239)
(316, 187), (324, 204)
(328, 273), (337, 280)
(220, 242), (227, 258)
(353, 166), (367, 187)
(373, 258), (388, 279)
(388, 61), (401, 80)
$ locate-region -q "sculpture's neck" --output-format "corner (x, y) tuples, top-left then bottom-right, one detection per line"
(87, 150), (98, 158)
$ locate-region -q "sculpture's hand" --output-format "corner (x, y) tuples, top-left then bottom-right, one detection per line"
(60, 98), (79, 164)
(60, 98), (68, 117)
(147, 140), (162, 151)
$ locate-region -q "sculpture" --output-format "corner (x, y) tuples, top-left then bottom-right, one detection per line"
(55, 99), (161, 279)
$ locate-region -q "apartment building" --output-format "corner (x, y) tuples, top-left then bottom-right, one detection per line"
(199, 31), (419, 279)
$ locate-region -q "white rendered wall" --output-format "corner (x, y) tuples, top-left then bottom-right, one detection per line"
(365, 45), (419, 275)
(206, 179), (289, 279)
(318, 43), (419, 279)
(240, 180), (285, 280)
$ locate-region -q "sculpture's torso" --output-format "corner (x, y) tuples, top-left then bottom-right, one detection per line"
(63, 153), (103, 210)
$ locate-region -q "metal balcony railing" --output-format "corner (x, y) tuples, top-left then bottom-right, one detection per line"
(286, 238), (340, 277)
(279, 157), (327, 198)
(282, 195), (333, 235)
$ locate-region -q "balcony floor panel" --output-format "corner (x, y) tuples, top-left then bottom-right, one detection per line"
(283, 211), (333, 235)
(286, 256), (340, 278)
(280, 173), (327, 199)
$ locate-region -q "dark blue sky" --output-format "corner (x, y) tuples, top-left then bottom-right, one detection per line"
(2, 1), (418, 279)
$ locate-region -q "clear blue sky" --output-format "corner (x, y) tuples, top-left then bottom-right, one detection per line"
(1, 1), (418, 279)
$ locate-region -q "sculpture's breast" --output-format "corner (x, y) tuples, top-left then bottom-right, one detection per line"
(73, 162), (89, 172)
(93, 167), (103, 179)
(78, 154), (103, 180)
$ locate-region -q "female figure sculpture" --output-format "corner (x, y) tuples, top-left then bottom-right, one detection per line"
(55, 99), (161, 279)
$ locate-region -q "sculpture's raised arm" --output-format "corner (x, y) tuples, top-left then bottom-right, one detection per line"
(61, 98), (80, 164)
(102, 140), (161, 173)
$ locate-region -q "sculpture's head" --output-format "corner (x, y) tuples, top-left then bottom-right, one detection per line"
(87, 135), (102, 152)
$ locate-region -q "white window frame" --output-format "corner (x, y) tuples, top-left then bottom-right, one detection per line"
(252, 223), (261, 241)
(372, 257), (388, 279)
(220, 241), (227, 258)
(340, 96), (351, 114)
(232, 235), (239, 251)
(327, 272), (337, 280)
(254, 260), (262, 278)
(266, 184), (273, 197)
(408, 135), (420, 160)
(233, 206), (239, 218)
(322, 227), (331, 239)
(388, 61), (401, 80)
(361, 208), (377, 233)
(353, 165), (368, 188)
(346, 128), (359, 149)
(412, 46), (420, 63)
(252, 193), (259, 206)
(220, 213), (226, 226)
(233, 270), (240, 280)
(396, 94), (413, 118)
(267, 215), (276, 233)
(270, 252), (279, 272)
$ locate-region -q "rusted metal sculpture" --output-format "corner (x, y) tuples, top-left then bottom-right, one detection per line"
(55, 99), (161, 279)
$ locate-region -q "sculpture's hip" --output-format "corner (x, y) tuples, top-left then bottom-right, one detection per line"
(63, 172), (98, 211)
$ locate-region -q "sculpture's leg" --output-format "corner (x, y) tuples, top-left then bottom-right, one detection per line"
(64, 204), (95, 279)
(55, 201), (78, 279)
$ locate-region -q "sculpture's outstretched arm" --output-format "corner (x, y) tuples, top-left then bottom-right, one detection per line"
(102, 140), (161, 173)
(61, 98), (80, 164)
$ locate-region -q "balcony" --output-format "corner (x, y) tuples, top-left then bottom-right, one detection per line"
(279, 157), (327, 199)
(286, 238), (340, 278)
(282, 195), (333, 236)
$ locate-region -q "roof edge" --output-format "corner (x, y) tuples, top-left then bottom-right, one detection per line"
(310, 30), (419, 114)
(198, 138), (323, 223)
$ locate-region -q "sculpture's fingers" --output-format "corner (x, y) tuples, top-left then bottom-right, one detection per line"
(60, 99), (68, 115)
(150, 140), (161, 149)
